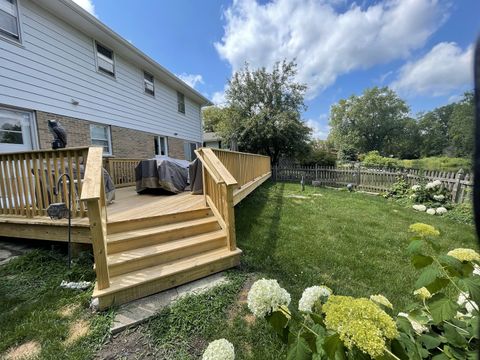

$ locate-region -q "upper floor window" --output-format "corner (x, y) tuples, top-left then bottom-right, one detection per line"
(90, 124), (112, 155)
(95, 41), (115, 77)
(177, 91), (185, 114)
(144, 71), (155, 96)
(0, 0), (20, 42)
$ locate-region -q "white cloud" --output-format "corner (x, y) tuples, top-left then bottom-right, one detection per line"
(71, 0), (97, 17)
(215, 0), (447, 99)
(177, 73), (204, 89)
(391, 42), (473, 97)
(306, 117), (330, 140)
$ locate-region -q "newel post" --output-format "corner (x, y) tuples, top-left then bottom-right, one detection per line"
(452, 168), (465, 203)
(222, 183), (236, 251)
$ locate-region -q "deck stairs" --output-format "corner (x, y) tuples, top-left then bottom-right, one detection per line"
(92, 207), (241, 309)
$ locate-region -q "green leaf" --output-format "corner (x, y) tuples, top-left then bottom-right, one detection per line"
(443, 322), (467, 347)
(412, 254), (433, 269)
(323, 333), (347, 360)
(266, 310), (290, 343)
(419, 334), (442, 350)
(457, 276), (480, 305)
(427, 293), (459, 324)
(407, 240), (424, 255)
(415, 265), (440, 288)
(432, 353), (449, 360)
(426, 277), (449, 294)
(287, 336), (312, 360)
(438, 255), (463, 277)
(389, 338), (410, 360)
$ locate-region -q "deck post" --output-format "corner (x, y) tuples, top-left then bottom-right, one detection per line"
(85, 197), (110, 290)
(222, 183), (236, 251)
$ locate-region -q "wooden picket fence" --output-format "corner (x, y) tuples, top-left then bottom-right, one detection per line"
(273, 165), (472, 203)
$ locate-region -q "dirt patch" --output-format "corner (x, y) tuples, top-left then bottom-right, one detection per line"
(64, 319), (90, 346)
(95, 327), (158, 360)
(57, 304), (80, 318)
(227, 275), (256, 325)
(4, 340), (41, 360)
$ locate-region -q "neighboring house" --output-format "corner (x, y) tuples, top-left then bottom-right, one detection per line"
(0, 0), (212, 160)
(203, 132), (222, 149)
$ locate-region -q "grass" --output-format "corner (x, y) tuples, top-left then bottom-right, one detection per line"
(1, 181), (477, 359)
(0, 248), (113, 359)
(400, 156), (471, 172)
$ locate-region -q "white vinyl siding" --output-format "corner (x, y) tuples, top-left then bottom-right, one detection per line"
(0, 0), (203, 143)
(90, 124), (111, 155)
(0, 0), (20, 42)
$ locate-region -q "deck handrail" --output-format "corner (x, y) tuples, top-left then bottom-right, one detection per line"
(80, 147), (110, 289)
(0, 146), (90, 218)
(104, 157), (144, 188)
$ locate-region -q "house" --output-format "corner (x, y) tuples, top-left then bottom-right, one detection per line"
(0, 0), (212, 160)
(203, 132), (222, 149)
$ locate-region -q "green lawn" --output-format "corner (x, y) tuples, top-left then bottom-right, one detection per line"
(0, 181), (477, 359)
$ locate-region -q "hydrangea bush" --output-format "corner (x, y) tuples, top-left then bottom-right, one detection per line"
(202, 339), (235, 360)
(246, 223), (479, 359)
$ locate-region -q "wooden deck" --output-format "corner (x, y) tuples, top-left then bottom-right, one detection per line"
(0, 147), (271, 309)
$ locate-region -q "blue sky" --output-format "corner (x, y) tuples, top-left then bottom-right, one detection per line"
(75, 0), (479, 139)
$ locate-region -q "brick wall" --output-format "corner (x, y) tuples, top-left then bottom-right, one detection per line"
(36, 111), (197, 160)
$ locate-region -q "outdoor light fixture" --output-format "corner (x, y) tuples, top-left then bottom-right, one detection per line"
(71, 98), (79, 105)
(47, 173), (73, 269)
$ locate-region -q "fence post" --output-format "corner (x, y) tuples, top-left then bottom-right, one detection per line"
(315, 164), (318, 181)
(452, 168), (465, 203)
(356, 163), (361, 187)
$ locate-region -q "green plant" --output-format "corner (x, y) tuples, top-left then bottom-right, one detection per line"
(245, 223), (479, 359)
(362, 151), (403, 169)
(383, 176), (410, 199)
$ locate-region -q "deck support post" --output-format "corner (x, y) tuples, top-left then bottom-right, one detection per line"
(222, 184), (236, 251)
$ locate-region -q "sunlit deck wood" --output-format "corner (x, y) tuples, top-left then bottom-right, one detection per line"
(0, 187), (206, 242)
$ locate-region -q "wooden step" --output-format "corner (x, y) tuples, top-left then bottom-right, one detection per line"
(94, 248), (242, 309)
(107, 207), (213, 234)
(107, 230), (227, 277)
(107, 216), (221, 253)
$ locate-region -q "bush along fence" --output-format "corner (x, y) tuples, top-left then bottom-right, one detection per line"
(272, 164), (472, 203)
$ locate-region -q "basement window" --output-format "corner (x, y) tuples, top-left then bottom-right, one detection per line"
(95, 41), (115, 77)
(144, 71), (155, 96)
(0, 0), (21, 42)
(90, 124), (112, 155)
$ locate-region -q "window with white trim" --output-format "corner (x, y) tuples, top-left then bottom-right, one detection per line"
(90, 124), (112, 155)
(154, 136), (168, 156)
(144, 71), (155, 96)
(0, 0), (20, 42)
(177, 91), (185, 114)
(95, 41), (115, 77)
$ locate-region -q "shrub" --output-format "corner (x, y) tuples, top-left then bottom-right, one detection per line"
(247, 224), (479, 359)
(362, 151), (403, 169)
(400, 156), (471, 172)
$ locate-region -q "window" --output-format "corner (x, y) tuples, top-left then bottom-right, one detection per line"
(95, 41), (115, 77)
(0, 0), (20, 42)
(90, 124), (112, 155)
(154, 136), (168, 156)
(184, 142), (197, 161)
(0, 107), (35, 153)
(177, 91), (185, 114)
(144, 71), (155, 96)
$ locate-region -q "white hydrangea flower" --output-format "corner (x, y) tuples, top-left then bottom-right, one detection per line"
(425, 180), (442, 190)
(426, 208), (436, 215)
(398, 312), (428, 333)
(247, 279), (291, 318)
(433, 194), (445, 201)
(298, 286), (332, 312)
(436, 207), (447, 214)
(474, 264), (480, 276)
(412, 204), (427, 212)
(202, 339), (235, 360)
(411, 185), (421, 191)
(457, 292), (479, 316)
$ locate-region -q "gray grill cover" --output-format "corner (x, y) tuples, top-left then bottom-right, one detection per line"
(135, 158), (188, 194)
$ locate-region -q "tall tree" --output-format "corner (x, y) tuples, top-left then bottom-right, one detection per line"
(221, 60), (311, 164)
(328, 87), (411, 157)
(449, 91), (474, 157)
(417, 104), (454, 157)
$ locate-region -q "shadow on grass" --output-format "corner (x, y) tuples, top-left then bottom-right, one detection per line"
(235, 181), (285, 272)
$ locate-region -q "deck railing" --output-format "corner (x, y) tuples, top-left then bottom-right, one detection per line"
(105, 158), (143, 188)
(211, 148), (271, 188)
(0, 147), (89, 218)
(80, 147), (110, 289)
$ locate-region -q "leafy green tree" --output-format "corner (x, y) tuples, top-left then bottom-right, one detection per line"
(222, 60), (311, 164)
(329, 87), (411, 158)
(449, 91), (474, 157)
(202, 106), (226, 133)
(299, 140), (336, 166)
(417, 104), (454, 157)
